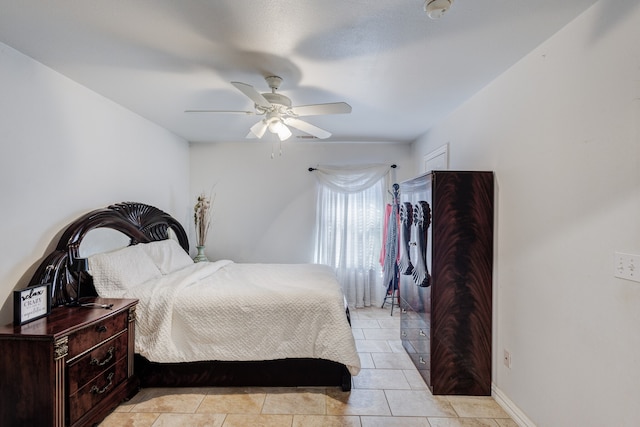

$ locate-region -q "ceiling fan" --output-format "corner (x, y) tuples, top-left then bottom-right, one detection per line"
(186, 76), (351, 141)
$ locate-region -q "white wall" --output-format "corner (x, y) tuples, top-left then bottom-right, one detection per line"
(0, 42), (190, 325)
(189, 141), (413, 263)
(413, 0), (640, 425)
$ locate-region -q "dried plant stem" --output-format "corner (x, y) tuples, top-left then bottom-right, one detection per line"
(194, 190), (215, 247)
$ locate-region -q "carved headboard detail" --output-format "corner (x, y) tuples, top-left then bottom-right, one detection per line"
(28, 202), (189, 307)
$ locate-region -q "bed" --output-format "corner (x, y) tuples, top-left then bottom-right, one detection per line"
(28, 202), (359, 391)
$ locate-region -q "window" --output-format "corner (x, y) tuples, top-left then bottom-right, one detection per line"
(312, 164), (390, 308)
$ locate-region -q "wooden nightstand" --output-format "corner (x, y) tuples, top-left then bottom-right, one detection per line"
(0, 298), (139, 426)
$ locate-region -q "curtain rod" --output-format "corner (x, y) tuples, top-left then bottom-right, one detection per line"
(308, 164), (397, 172)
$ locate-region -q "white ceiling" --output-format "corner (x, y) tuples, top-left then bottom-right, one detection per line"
(0, 0), (599, 143)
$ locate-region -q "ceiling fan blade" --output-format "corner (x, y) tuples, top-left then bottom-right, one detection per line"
(248, 120), (268, 138)
(185, 109), (254, 114)
(231, 81), (272, 109)
(283, 117), (332, 139)
(290, 102), (352, 117)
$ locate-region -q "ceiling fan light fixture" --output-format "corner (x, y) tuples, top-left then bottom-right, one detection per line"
(424, 0), (453, 19)
(268, 119), (282, 134)
(269, 119), (292, 141)
(262, 111), (291, 141)
(249, 120), (268, 138)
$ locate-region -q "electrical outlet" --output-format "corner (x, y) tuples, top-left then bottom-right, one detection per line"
(614, 252), (640, 283)
(503, 349), (511, 369)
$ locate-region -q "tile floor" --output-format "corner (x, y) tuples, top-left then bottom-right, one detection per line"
(100, 306), (518, 427)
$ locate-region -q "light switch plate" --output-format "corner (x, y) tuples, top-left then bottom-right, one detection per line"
(614, 252), (640, 283)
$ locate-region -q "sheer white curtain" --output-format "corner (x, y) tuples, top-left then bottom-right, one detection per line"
(313, 164), (390, 308)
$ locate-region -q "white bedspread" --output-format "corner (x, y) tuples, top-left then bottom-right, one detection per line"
(121, 260), (360, 375)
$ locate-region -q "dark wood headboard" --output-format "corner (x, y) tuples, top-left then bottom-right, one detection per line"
(28, 202), (189, 307)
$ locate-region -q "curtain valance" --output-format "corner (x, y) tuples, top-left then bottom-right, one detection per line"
(310, 164), (392, 194)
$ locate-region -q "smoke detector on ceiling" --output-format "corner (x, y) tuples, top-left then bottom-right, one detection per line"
(424, 0), (453, 19)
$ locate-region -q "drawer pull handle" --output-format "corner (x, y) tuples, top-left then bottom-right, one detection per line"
(419, 330), (426, 337)
(96, 325), (108, 333)
(90, 347), (115, 367)
(90, 372), (114, 395)
(419, 356), (426, 365)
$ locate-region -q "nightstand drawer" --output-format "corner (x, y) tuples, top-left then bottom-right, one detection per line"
(67, 310), (128, 359)
(68, 356), (128, 426)
(67, 331), (129, 395)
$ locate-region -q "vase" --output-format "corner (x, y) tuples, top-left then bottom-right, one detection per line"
(193, 245), (209, 263)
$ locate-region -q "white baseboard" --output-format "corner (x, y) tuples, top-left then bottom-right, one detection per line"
(492, 383), (537, 427)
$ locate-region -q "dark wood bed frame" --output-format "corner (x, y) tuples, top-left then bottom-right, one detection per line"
(28, 202), (352, 391)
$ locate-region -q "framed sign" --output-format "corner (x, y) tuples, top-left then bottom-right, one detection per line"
(14, 284), (51, 325)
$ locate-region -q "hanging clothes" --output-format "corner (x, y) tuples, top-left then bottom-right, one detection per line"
(379, 203), (393, 266)
(381, 184), (400, 293)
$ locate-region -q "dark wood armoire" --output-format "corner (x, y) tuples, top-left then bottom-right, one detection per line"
(398, 171), (494, 395)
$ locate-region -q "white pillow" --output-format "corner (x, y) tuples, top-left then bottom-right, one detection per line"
(88, 244), (162, 297)
(139, 239), (193, 275)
